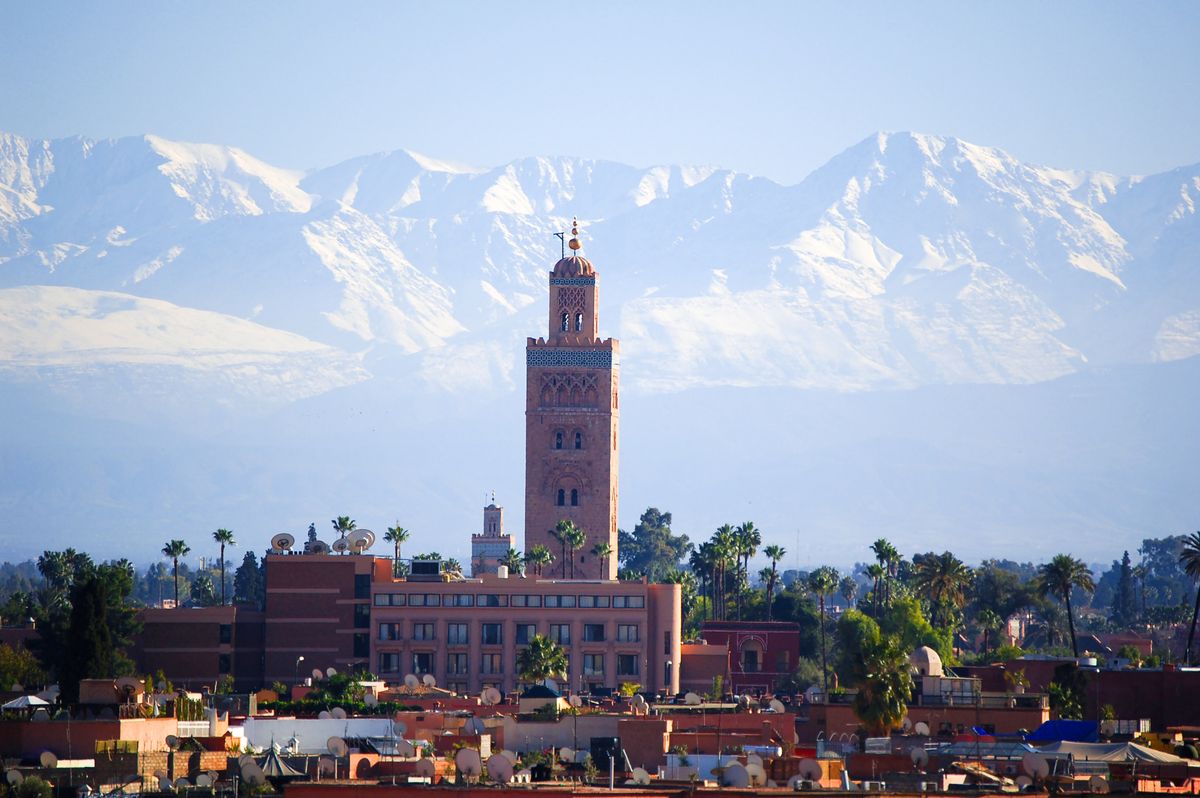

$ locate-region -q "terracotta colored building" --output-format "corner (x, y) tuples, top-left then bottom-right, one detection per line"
(524, 224), (620, 581)
(698, 621), (802, 694)
(134, 605), (264, 691)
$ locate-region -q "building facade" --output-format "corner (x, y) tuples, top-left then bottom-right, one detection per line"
(524, 224), (620, 580)
(471, 502), (516, 576)
(134, 605), (265, 691)
(697, 621), (802, 694)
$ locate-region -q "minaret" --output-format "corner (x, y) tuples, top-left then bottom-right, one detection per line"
(471, 495), (515, 576)
(524, 219), (620, 580)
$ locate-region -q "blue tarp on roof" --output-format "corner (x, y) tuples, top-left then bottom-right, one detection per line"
(1025, 719), (1100, 743)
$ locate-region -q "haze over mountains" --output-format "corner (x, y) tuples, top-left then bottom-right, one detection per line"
(1, 129), (1197, 566)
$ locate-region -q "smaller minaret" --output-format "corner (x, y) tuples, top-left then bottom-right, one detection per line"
(471, 495), (516, 576)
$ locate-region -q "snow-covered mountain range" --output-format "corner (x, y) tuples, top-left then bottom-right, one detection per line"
(0, 130), (1197, 562)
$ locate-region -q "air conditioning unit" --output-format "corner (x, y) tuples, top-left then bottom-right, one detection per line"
(794, 780), (815, 791)
(921, 782), (941, 792)
(862, 781), (885, 792)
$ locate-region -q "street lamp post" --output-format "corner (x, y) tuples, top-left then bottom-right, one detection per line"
(295, 656), (305, 684)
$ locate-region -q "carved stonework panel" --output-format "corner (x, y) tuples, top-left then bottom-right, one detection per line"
(538, 372), (600, 407)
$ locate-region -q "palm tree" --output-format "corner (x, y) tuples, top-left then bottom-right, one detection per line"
(161, 539), (191, 608)
(912, 551), (972, 628)
(331, 516), (356, 550)
(871, 539), (899, 605)
(500, 547), (525, 575)
(445, 558), (463, 576)
(977, 608), (1002, 657)
(839, 575), (859, 608)
(551, 521), (573, 578)
(735, 522), (761, 620)
(516, 634), (568, 686)
(866, 563), (885, 617)
(1036, 554), (1096, 657)
(590, 541), (612, 578)
(566, 525), (586, 578)
(713, 525), (736, 620)
(525, 545), (553, 577)
(1179, 532), (1200, 665)
(212, 528), (235, 605)
(384, 523), (410, 577)
(808, 565), (839, 695)
(689, 544), (713, 620)
(763, 544), (786, 621)
(852, 638), (913, 736)
(1131, 563), (1149, 619)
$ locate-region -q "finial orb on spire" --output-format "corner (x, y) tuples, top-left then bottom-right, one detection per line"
(568, 216), (582, 250)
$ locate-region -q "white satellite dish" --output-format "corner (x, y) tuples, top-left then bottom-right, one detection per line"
(769, 698), (786, 713)
(330, 707), (347, 720)
(1089, 775), (1110, 794)
(332, 538), (350, 554)
(6, 770), (23, 785)
(404, 674), (420, 689)
(722, 764), (750, 788)
(414, 759), (436, 779)
(312, 668), (325, 681)
(39, 751), (57, 769)
(364, 693), (379, 707)
(481, 687), (502, 705)
(348, 530), (374, 553)
(746, 753), (763, 768)
(173, 778), (190, 789)
(568, 695), (582, 708)
(746, 762), (767, 786)
(911, 747), (929, 768)
(397, 740), (416, 757)
(558, 747), (574, 762)
(165, 735), (180, 750)
(455, 748), (483, 779)
(156, 776), (170, 791)
(195, 774), (212, 788)
(308, 540), (330, 555)
(243, 768), (265, 788)
(271, 533), (295, 552)
(799, 759), (822, 781)
(326, 666), (338, 677)
(318, 757), (336, 776)
(487, 753), (514, 784)
(913, 721), (931, 736)
(116, 676), (142, 695)
(327, 737), (348, 757)
(1021, 753), (1050, 779)
(631, 767), (651, 786)
(632, 694), (647, 709)
(684, 692), (702, 705)
(900, 717), (913, 733)
(422, 673), (437, 687)
(317, 710), (331, 720)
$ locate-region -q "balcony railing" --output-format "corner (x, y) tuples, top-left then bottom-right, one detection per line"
(806, 691), (1047, 710)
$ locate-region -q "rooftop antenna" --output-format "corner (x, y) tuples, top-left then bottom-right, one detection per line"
(553, 231), (565, 259)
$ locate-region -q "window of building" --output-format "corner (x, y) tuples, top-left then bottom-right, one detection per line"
(613, 596), (644, 609)
(412, 652), (434, 674)
(218, 654), (231, 674)
(379, 622), (401, 641)
(776, 650), (791, 673)
(447, 653), (468, 675)
(354, 574), (371, 599)
(218, 624), (232, 645)
(545, 595), (576, 608)
(743, 648), (760, 673)
(374, 593), (405, 606)
(448, 682), (467, 694)
(482, 623), (503, 646)
(583, 624), (606, 642)
(354, 604), (370, 628)
(575, 312), (583, 332)
(412, 623), (435, 641)
(447, 623), (468, 645)
(664, 631), (671, 655)
(574, 431), (583, 449)
(378, 653), (400, 674)
(556, 489), (565, 506)
(479, 594), (508, 607)
(579, 595), (611, 609)
(617, 654), (639, 676)
(481, 653), (502, 674)
(570, 488), (579, 506)
(583, 653), (604, 677)
(617, 624), (639, 642)
(516, 624), (537, 645)
(555, 431), (563, 449)
(512, 595), (542, 608)
(354, 633), (369, 658)
(447, 594), (474, 607)
(550, 624), (571, 645)
(561, 312), (569, 332)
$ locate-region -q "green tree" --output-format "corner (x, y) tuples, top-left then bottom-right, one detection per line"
(912, 551), (972, 629)
(499, 548), (525, 575)
(13, 776), (52, 798)
(189, 573), (217, 607)
(734, 522), (761, 620)
(763, 544), (786, 621)
(516, 634), (568, 685)
(1036, 554), (1096, 657)
(233, 551), (265, 608)
(524, 545), (553, 577)
(590, 541), (612, 577)
(617, 508), (693, 583)
(0, 642), (43, 690)
(807, 566), (839, 695)
(871, 539), (900, 606)
(976, 608), (1002, 657)
(566, 524), (587, 578)
(839, 575), (859, 609)
(1180, 532), (1200, 665)
(331, 515), (356, 543)
(60, 575), (113, 704)
(866, 563), (885, 617)
(212, 528), (236, 605)
(776, 657), (824, 694)
(552, 520), (576, 579)
(852, 637), (913, 736)
(384, 523), (410, 578)
(711, 525), (737, 620)
(161, 539), (191, 608)
(1110, 550), (1136, 628)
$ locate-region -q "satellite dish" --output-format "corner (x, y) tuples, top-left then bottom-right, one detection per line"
(237, 756), (253, 769)
(195, 774), (212, 787)
(799, 759), (822, 781)
(116, 676), (142, 695)
(631, 767), (651, 786)
(165, 735), (180, 750)
(318, 757), (336, 776)
(348, 530), (373, 553)
(39, 752), (57, 769)
(632, 694), (647, 708)
(308, 540), (330, 555)
(481, 687), (502, 705)
(243, 768), (265, 788)
(332, 537), (350, 554)
(394, 720), (408, 735)
(465, 717), (485, 735)
(414, 759), (436, 779)
(397, 740), (416, 757)
(207, 771), (218, 784)
(746, 762), (767, 786)
(155, 770), (169, 781)
(569, 695), (582, 707)
(364, 693), (379, 707)
(156, 776), (171, 791)
(746, 753), (763, 767)
(559, 747), (574, 762)
(327, 737), (348, 757)
(501, 750), (518, 765)
(326, 666), (338, 677)
(1022, 753), (1050, 779)
(312, 668), (324, 681)
(488, 754), (514, 784)
(769, 698), (786, 713)
(404, 674), (420, 689)
(455, 748), (483, 778)
(1016, 775), (1033, 790)
(173, 778), (190, 789)
(914, 721), (931, 736)
(317, 710), (331, 720)
(1089, 775), (1110, 794)
(331, 707), (347, 720)
(900, 717), (913, 733)
(722, 764), (750, 788)
(272, 533), (295, 552)
(6, 770), (23, 785)
(911, 747), (929, 768)
(684, 692), (702, 705)
(422, 674), (436, 687)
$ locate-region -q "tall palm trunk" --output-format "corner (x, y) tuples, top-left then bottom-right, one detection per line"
(818, 595), (829, 695)
(1065, 590), (1078, 657)
(172, 557), (180, 606)
(1186, 586), (1200, 666)
(219, 542), (227, 605)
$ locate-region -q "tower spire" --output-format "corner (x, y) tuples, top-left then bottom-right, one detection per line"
(568, 217), (582, 253)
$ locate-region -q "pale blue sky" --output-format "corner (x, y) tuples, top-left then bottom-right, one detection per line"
(2, 1), (1198, 183)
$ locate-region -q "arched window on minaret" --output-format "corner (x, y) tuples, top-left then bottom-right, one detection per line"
(575, 312), (583, 332)
(555, 431), (563, 450)
(561, 312), (569, 332)
(574, 431), (583, 449)
(570, 488), (579, 506)
(556, 489), (565, 506)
